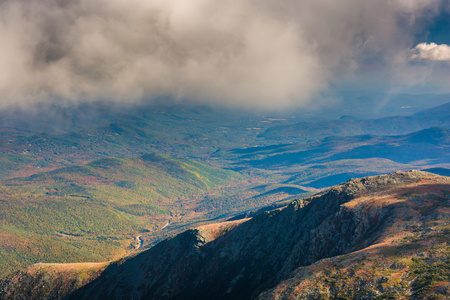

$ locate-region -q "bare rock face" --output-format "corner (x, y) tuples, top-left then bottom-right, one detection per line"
(3, 171), (449, 300)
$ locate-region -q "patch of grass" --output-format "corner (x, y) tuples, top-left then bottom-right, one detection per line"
(375, 291), (400, 299)
(116, 204), (168, 217)
(410, 256), (450, 298)
(379, 243), (424, 257)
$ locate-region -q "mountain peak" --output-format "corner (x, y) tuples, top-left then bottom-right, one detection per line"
(339, 169), (434, 192)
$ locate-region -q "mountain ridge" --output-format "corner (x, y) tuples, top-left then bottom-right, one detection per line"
(17, 170), (445, 300)
(1, 172), (449, 300)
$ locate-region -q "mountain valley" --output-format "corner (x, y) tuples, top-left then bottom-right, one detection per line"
(0, 98), (449, 299)
(1, 171), (448, 299)
(1, 1), (450, 298)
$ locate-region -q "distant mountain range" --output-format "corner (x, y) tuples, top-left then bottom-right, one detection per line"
(236, 127), (449, 167)
(1, 170), (448, 299)
(229, 126), (449, 190)
(262, 102), (450, 141)
(1, 101), (449, 181)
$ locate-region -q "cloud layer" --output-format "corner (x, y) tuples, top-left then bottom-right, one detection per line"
(0, 0), (446, 109)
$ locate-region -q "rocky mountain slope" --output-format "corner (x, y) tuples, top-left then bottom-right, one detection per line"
(1, 170), (449, 299)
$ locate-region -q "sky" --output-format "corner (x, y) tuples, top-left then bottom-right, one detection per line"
(0, 0), (449, 110)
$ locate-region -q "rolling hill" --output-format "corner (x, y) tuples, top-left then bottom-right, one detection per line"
(0, 153), (242, 278)
(1, 101), (449, 182)
(0, 104), (274, 180)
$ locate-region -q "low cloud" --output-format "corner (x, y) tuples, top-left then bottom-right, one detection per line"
(410, 42), (450, 61)
(0, 0), (445, 109)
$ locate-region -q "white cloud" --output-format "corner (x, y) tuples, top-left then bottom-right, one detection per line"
(410, 42), (450, 61)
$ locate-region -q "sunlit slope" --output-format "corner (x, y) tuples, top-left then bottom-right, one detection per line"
(0, 153), (241, 277)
